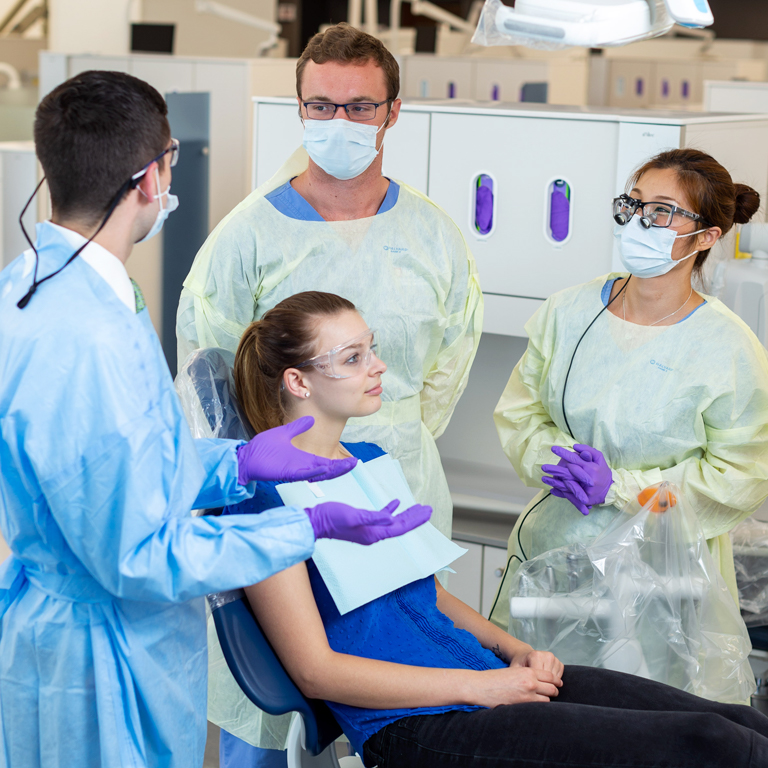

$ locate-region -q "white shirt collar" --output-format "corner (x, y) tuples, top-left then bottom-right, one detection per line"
(46, 221), (136, 313)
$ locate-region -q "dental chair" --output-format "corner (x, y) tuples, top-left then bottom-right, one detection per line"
(175, 348), (365, 768)
(208, 589), (363, 767)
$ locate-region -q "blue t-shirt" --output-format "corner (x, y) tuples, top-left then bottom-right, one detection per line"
(223, 441), (504, 756)
(265, 178), (400, 221)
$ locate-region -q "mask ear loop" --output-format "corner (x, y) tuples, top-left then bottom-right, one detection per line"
(560, 276), (631, 439)
(16, 175), (139, 310)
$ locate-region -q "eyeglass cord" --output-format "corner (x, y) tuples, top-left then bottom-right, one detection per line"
(17, 174), (138, 309)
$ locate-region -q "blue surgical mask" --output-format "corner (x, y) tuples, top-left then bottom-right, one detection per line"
(137, 168), (179, 243)
(615, 215), (706, 279)
(302, 119), (385, 180)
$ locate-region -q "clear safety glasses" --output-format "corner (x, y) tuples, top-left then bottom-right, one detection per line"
(296, 329), (378, 379)
(612, 194), (705, 230)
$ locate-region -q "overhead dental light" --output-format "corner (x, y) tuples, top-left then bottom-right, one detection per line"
(471, 0), (713, 50)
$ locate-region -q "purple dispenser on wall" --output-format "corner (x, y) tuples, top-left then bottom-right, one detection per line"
(549, 180), (570, 243)
(474, 175), (494, 236)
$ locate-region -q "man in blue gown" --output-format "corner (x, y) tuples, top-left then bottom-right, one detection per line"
(0, 71), (429, 768)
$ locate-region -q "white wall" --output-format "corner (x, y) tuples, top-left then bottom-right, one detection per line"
(49, 0), (133, 55)
(46, 0), (281, 65)
(143, 0), (278, 58)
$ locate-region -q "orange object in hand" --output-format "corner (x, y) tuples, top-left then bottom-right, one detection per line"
(638, 485), (677, 513)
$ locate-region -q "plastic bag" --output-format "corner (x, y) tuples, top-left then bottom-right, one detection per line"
(509, 483), (754, 703)
(175, 347), (253, 442)
(471, 0), (674, 51)
(732, 516), (768, 628)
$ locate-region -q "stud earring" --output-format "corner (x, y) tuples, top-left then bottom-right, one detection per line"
(304, 391), (310, 398)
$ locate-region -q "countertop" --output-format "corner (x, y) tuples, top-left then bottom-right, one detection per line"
(451, 508), (518, 549)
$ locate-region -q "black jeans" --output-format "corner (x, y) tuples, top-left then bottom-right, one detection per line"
(362, 666), (768, 768)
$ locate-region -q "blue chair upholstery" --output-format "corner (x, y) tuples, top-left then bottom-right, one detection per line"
(211, 593), (343, 757)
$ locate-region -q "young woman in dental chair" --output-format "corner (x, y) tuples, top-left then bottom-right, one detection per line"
(222, 290), (768, 768)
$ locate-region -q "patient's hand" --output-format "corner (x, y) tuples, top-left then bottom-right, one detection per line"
(469, 666), (561, 707)
(513, 649), (565, 681)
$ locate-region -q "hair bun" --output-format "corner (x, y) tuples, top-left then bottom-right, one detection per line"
(733, 183), (761, 225)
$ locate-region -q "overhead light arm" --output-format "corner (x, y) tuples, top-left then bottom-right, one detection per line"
(389, 0), (478, 54)
(194, 0), (281, 56)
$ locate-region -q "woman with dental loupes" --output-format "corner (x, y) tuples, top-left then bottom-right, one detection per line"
(489, 148), (768, 638)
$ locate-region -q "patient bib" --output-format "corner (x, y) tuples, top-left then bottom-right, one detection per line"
(277, 454), (466, 614)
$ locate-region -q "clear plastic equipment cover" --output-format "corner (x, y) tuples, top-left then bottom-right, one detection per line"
(175, 347), (253, 444)
(508, 483), (754, 703)
(732, 517), (768, 628)
(471, 0), (674, 50)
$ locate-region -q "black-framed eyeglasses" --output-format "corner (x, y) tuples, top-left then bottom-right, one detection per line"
(131, 137), (180, 185)
(301, 100), (391, 121)
(613, 193), (705, 230)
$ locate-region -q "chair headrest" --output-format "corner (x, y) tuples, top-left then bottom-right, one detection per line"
(175, 347), (253, 441)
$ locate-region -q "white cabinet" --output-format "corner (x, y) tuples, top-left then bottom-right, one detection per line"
(450, 539), (509, 618)
(590, 56), (766, 109)
(382, 111), (430, 196)
(482, 545), (510, 618)
(400, 55), (590, 106)
(428, 111), (618, 302)
(448, 540), (483, 613)
(472, 59), (547, 103)
(253, 102), (304, 188)
(401, 55), (473, 100)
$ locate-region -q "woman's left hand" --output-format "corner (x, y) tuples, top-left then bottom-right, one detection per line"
(512, 648), (565, 681)
(542, 444), (614, 515)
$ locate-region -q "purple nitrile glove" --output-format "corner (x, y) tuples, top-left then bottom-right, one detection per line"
(541, 472), (591, 516)
(547, 486), (592, 516)
(237, 415), (358, 485)
(305, 500), (432, 545)
(542, 443), (613, 513)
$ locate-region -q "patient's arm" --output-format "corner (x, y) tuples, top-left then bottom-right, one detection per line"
(435, 578), (564, 679)
(245, 565), (561, 710)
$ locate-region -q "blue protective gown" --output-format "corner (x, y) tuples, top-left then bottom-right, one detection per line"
(0, 223), (316, 768)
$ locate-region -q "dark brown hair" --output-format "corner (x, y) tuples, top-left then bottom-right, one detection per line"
(234, 291), (356, 434)
(296, 22), (400, 102)
(35, 70), (170, 224)
(631, 148), (760, 275)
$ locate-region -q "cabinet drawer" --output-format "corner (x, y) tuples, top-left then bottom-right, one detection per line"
(481, 546), (510, 618)
(448, 540), (482, 613)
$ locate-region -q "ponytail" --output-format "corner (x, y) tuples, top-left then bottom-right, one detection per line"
(733, 183), (761, 225)
(234, 291), (356, 433)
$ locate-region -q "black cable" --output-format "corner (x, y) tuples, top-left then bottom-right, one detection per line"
(486, 553), (521, 621)
(486, 492), (551, 620)
(487, 278), (634, 622)
(17, 175), (138, 310)
(560, 275), (631, 438)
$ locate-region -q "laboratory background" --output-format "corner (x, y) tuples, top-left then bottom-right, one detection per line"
(5, 0), (768, 764)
